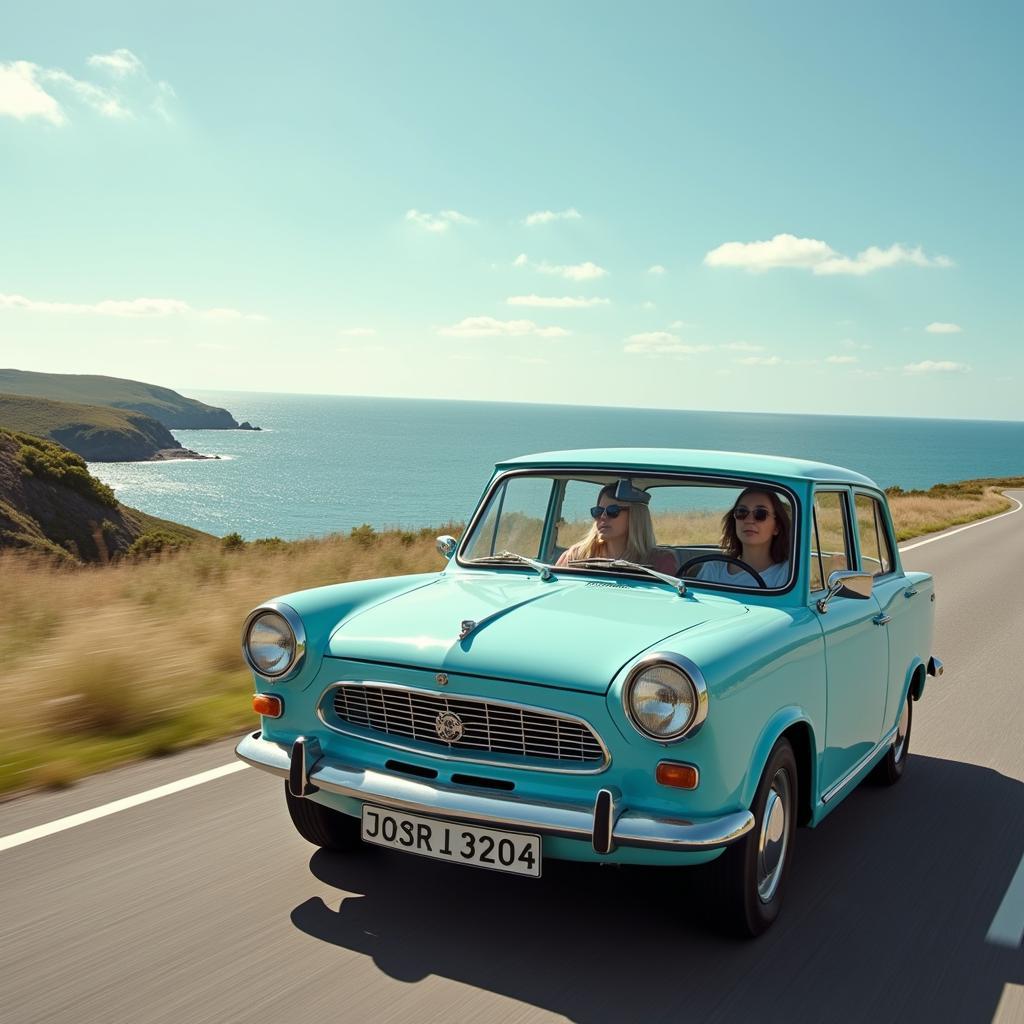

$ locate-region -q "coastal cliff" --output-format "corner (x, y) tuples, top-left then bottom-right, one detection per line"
(0, 393), (209, 462)
(0, 368), (252, 430)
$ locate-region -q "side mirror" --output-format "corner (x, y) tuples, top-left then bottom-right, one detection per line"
(817, 570), (873, 614)
(436, 535), (458, 561)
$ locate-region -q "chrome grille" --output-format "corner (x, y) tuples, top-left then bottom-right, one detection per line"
(327, 683), (606, 768)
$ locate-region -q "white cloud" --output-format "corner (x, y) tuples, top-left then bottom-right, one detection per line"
(648, 265), (667, 275)
(904, 360), (970, 374)
(704, 233), (953, 276)
(506, 295), (610, 308)
(826, 355), (859, 364)
(1, 54), (171, 125)
(514, 253), (608, 280)
(438, 316), (569, 338)
(0, 291), (264, 319)
(925, 322), (963, 334)
(625, 332), (713, 355)
(406, 209), (476, 232)
(840, 338), (872, 350)
(524, 208), (581, 226)
(734, 355), (783, 366)
(0, 61), (66, 124)
(87, 49), (143, 78)
(338, 327), (377, 336)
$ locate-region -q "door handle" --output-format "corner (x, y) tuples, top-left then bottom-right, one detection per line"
(873, 613), (892, 626)
(904, 587), (919, 599)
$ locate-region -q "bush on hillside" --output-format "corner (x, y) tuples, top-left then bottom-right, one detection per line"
(10, 431), (117, 507)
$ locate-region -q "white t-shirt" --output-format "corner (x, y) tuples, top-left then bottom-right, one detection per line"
(697, 559), (790, 589)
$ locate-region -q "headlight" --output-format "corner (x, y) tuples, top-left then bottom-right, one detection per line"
(624, 656), (707, 740)
(242, 603), (306, 680)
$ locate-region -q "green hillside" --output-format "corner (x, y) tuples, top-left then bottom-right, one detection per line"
(0, 393), (181, 461)
(0, 368), (241, 429)
(0, 429), (209, 563)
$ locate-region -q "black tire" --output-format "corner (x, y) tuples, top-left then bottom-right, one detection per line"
(284, 782), (362, 851)
(707, 737), (798, 938)
(870, 693), (912, 786)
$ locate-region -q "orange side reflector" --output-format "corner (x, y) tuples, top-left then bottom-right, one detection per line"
(656, 761), (699, 790)
(252, 693), (283, 718)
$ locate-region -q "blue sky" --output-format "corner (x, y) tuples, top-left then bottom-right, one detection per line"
(1, 2), (1021, 418)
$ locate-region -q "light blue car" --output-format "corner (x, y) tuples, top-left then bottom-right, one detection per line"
(236, 449), (941, 936)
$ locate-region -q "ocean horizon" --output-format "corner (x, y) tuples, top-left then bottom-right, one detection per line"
(88, 391), (1024, 541)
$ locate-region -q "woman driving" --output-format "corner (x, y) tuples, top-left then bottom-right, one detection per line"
(696, 487), (792, 587)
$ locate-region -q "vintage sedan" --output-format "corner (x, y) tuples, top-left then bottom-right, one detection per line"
(236, 449), (941, 936)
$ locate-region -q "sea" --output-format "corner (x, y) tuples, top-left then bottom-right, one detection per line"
(87, 391), (1024, 541)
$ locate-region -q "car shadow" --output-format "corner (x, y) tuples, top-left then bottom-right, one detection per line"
(290, 755), (1023, 1023)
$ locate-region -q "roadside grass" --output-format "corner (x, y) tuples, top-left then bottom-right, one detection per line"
(1, 479), (1020, 799)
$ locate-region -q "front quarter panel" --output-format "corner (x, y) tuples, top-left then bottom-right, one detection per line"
(607, 604), (826, 816)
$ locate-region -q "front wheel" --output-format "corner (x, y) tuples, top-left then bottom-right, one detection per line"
(707, 737), (798, 938)
(870, 693), (912, 785)
(284, 783), (362, 851)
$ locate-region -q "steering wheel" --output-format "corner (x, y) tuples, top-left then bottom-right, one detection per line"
(678, 553), (768, 589)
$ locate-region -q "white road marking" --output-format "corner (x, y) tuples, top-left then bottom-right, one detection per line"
(899, 494), (1023, 552)
(0, 761), (248, 854)
(2, 492), (1021, 855)
(987, 852), (1024, 949)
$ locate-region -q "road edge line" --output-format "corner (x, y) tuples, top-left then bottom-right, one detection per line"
(0, 761), (248, 854)
(899, 494), (1023, 553)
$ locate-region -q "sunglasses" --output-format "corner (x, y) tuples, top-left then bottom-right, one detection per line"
(733, 506), (773, 522)
(591, 504), (626, 519)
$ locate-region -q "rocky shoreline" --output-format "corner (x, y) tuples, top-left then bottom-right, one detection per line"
(150, 447), (221, 461)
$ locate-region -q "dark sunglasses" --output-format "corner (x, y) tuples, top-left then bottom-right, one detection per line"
(733, 506), (772, 522)
(591, 504), (626, 519)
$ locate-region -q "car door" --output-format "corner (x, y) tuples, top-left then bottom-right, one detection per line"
(811, 488), (889, 795)
(852, 490), (914, 731)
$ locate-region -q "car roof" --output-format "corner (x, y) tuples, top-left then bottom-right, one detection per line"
(496, 448), (879, 487)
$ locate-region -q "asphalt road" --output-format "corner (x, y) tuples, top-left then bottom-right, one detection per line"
(2, 494), (1023, 1024)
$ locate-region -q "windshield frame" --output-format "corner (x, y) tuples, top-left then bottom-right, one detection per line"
(455, 467), (803, 596)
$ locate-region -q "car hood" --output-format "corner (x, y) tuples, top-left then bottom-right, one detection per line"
(326, 572), (747, 694)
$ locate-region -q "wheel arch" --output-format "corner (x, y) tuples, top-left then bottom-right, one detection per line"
(741, 707), (818, 827)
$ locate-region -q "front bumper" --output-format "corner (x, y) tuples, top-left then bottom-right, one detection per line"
(236, 731), (754, 854)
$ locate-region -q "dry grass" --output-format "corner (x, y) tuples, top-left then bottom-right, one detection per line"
(0, 479), (1019, 797)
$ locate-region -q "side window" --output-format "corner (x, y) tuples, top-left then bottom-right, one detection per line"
(854, 494), (894, 576)
(811, 491), (851, 592)
(463, 476), (553, 559)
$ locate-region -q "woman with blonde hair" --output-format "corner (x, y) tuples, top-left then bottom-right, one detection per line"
(556, 480), (676, 573)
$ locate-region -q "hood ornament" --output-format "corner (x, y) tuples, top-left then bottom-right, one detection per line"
(458, 619), (477, 641)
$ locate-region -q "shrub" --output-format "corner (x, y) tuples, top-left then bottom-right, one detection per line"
(350, 523), (377, 548)
(221, 532), (246, 551)
(128, 530), (186, 558)
(13, 432), (117, 507)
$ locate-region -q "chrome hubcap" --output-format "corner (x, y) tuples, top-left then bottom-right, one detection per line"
(893, 700), (910, 762)
(757, 769), (791, 903)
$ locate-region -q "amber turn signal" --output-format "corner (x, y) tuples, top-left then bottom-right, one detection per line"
(656, 761), (699, 789)
(252, 693), (283, 718)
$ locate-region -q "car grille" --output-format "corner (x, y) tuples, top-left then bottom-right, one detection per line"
(327, 683), (607, 769)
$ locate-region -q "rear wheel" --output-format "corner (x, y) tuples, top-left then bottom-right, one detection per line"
(284, 783), (362, 851)
(870, 693), (912, 785)
(707, 738), (798, 938)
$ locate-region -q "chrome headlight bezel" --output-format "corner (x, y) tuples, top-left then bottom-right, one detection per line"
(623, 653), (708, 741)
(242, 601), (306, 682)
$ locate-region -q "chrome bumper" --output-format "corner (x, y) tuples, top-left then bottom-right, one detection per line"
(235, 731), (754, 854)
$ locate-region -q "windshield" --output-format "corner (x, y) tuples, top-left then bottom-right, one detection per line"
(460, 471), (797, 592)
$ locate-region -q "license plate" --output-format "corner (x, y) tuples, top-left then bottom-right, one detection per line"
(360, 805), (541, 877)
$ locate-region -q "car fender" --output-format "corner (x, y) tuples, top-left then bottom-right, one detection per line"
(740, 705), (819, 812)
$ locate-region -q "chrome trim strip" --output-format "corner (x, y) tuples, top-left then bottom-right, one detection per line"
(235, 732), (754, 852)
(623, 652), (709, 742)
(242, 601), (307, 683)
(315, 680), (612, 775)
(820, 726), (898, 804)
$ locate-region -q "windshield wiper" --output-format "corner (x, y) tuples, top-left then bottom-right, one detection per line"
(566, 558), (687, 596)
(469, 551), (555, 581)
